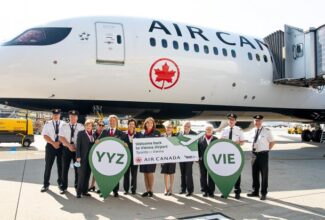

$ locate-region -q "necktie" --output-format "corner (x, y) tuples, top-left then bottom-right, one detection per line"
(70, 124), (75, 144)
(110, 129), (114, 136)
(55, 121), (59, 141)
(229, 127), (233, 140)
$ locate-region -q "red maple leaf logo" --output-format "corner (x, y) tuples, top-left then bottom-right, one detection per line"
(154, 62), (175, 84)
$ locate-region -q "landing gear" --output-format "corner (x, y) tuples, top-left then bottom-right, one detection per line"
(311, 129), (322, 142)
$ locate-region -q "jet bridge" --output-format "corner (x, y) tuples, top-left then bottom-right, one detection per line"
(265, 24), (325, 88)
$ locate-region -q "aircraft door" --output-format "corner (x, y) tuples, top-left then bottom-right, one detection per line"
(95, 22), (125, 64)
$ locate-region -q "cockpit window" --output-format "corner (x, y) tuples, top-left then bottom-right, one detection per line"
(3, 27), (72, 46)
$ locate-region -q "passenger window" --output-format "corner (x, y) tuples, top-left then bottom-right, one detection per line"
(204, 45), (209, 54)
(162, 39), (168, 48)
(3, 28), (72, 46)
(263, 55), (268, 62)
(194, 44), (199, 52)
(117, 35), (122, 44)
(248, 52), (253, 60)
(231, 49), (236, 58)
(256, 54), (260, 61)
(173, 41), (179, 50)
(213, 47), (218, 55)
(222, 48), (227, 56)
(150, 38), (156, 47)
(184, 42), (189, 51)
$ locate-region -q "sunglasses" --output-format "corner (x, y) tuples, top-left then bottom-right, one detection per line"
(98, 124), (105, 127)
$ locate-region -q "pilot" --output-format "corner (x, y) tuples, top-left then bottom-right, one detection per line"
(102, 114), (126, 197)
(198, 124), (217, 197)
(59, 110), (84, 194)
(220, 113), (245, 199)
(40, 109), (65, 193)
(178, 121), (197, 196)
(76, 119), (95, 198)
(140, 117), (161, 197)
(247, 115), (275, 200)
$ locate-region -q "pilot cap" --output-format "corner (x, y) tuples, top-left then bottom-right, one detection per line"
(52, 109), (61, 114)
(68, 110), (79, 116)
(227, 113), (237, 119)
(253, 114), (264, 120)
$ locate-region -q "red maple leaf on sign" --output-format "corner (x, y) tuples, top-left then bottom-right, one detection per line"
(154, 62), (175, 84)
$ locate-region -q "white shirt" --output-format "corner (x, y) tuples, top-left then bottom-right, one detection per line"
(59, 122), (84, 144)
(41, 120), (66, 142)
(251, 127), (274, 152)
(221, 126), (245, 142)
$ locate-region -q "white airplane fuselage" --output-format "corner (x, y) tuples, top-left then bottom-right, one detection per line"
(0, 16), (324, 121)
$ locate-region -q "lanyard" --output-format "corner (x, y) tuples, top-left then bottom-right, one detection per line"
(85, 130), (94, 143)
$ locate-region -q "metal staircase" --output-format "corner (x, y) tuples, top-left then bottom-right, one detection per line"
(320, 130), (325, 143)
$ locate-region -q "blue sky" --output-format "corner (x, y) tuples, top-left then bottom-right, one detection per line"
(0, 0), (324, 42)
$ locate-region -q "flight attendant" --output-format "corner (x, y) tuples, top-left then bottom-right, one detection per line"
(220, 113), (245, 199)
(247, 115), (275, 200)
(59, 110), (84, 194)
(76, 119), (95, 198)
(198, 124), (217, 197)
(178, 121), (197, 196)
(40, 109), (65, 192)
(140, 117), (161, 197)
(123, 119), (140, 195)
(88, 120), (108, 192)
(161, 121), (176, 196)
(104, 114), (126, 197)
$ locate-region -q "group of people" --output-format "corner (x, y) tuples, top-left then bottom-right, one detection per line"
(40, 109), (275, 201)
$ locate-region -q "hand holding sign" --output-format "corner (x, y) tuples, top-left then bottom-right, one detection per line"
(89, 137), (130, 199)
(204, 140), (244, 198)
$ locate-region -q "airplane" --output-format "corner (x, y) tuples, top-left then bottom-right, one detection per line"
(0, 16), (325, 141)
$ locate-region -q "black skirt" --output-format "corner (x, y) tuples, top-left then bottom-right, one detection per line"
(140, 164), (156, 173)
(161, 163), (176, 174)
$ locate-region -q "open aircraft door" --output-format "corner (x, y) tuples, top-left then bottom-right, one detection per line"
(95, 22), (125, 64)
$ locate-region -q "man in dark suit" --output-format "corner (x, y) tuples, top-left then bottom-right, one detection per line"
(104, 114), (126, 197)
(198, 124), (217, 197)
(179, 121), (197, 196)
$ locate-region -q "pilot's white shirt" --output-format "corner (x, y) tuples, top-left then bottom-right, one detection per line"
(221, 126), (245, 142)
(41, 120), (66, 142)
(251, 127), (274, 152)
(59, 122), (84, 144)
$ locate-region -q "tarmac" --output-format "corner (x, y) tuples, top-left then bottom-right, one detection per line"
(0, 128), (325, 220)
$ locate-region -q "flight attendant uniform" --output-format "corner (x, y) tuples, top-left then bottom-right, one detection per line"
(140, 130), (161, 173)
(179, 130), (197, 195)
(123, 131), (141, 194)
(221, 124), (245, 198)
(59, 119), (84, 190)
(161, 133), (176, 175)
(76, 130), (94, 197)
(249, 115), (275, 199)
(198, 134), (217, 197)
(103, 128), (126, 196)
(41, 109), (65, 189)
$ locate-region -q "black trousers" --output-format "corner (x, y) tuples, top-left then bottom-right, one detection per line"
(252, 152), (269, 196)
(77, 160), (91, 195)
(234, 176), (241, 195)
(43, 143), (62, 187)
(123, 164), (138, 193)
(61, 147), (78, 190)
(179, 161), (194, 193)
(199, 160), (215, 195)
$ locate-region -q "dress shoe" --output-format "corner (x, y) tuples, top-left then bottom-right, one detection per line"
(235, 194), (241, 200)
(203, 192), (208, 197)
(40, 186), (48, 193)
(148, 191), (153, 197)
(179, 190), (186, 194)
(82, 193), (91, 197)
(167, 192), (172, 196)
(76, 194), (81, 198)
(186, 193), (192, 197)
(260, 195), (266, 200)
(88, 186), (95, 192)
(141, 192), (149, 197)
(114, 192), (119, 197)
(164, 192), (168, 196)
(60, 189), (66, 195)
(124, 191), (129, 195)
(221, 195), (225, 198)
(131, 191), (136, 195)
(247, 192), (259, 197)
(209, 194), (215, 198)
(96, 189), (101, 194)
